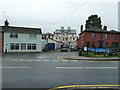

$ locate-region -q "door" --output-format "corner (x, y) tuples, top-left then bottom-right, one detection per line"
(47, 43), (55, 50)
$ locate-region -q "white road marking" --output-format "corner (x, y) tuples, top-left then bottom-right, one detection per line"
(13, 59), (18, 60)
(35, 60), (41, 61)
(19, 59), (24, 61)
(44, 60), (50, 61)
(52, 60), (59, 61)
(26, 60), (32, 61)
(56, 67), (118, 69)
(0, 67), (28, 69)
(36, 57), (42, 59)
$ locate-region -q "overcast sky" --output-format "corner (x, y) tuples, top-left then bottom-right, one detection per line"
(0, 0), (119, 34)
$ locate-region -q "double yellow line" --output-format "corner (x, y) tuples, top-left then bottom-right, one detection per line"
(48, 85), (120, 90)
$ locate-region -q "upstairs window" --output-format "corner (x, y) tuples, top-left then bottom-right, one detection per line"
(105, 34), (109, 40)
(114, 34), (117, 40)
(29, 34), (37, 40)
(100, 33), (102, 39)
(10, 33), (18, 38)
(92, 33), (95, 39)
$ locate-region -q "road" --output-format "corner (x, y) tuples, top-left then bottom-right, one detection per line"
(1, 51), (119, 89)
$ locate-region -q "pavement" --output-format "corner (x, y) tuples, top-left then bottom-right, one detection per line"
(58, 56), (120, 61)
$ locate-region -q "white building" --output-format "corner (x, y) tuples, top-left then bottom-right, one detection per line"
(54, 26), (77, 48)
(2, 20), (42, 53)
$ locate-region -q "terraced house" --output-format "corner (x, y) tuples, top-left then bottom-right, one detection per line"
(0, 20), (42, 53)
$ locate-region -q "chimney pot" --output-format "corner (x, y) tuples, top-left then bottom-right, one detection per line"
(81, 25), (83, 33)
(103, 26), (107, 31)
(4, 20), (9, 27)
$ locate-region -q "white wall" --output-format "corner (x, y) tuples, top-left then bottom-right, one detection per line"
(4, 33), (42, 52)
(42, 39), (47, 50)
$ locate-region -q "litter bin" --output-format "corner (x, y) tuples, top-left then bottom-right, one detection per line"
(79, 50), (82, 56)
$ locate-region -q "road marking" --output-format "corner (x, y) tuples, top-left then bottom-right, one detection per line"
(26, 60), (32, 61)
(13, 59), (18, 60)
(48, 85), (120, 90)
(36, 57), (42, 59)
(56, 67), (118, 69)
(35, 60), (41, 61)
(52, 60), (59, 62)
(19, 59), (24, 61)
(44, 60), (50, 61)
(0, 67), (28, 69)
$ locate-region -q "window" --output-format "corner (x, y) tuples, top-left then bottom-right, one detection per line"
(105, 34), (109, 40)
(10, 43), (19, 50)
(100, 33), (102, 39)
(106, 42), (108, 48)
(114, 34), (117, 40)
(29, 34), (37, 39)
(92, 42), (95, 48)
(86, 42), (90, 47)
(21, 44), (26, 50)
(92, 33), (95, 39)
(32, 44), (36, 50)
(66, 37), (68, 41)
(10, 43), (14, 50)
(27, 44), (36, 50)
(10, 33), (18, 38)
(63, 37), (64, 41)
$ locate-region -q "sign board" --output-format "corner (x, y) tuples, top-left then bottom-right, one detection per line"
(84, 47), (87, 51)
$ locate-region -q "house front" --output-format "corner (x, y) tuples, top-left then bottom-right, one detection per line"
(54, 26), (77, 49)
(77, 26), (120, 50)
(2, 20), (42, 53)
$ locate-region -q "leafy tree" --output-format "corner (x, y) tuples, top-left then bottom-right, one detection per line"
(85, 15), (102, 29)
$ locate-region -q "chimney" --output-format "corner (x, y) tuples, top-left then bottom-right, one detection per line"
(4, 20), (9, 27)
(103, 26), (107, 31)
(67, 26), (71, 30)
(81, 25), (83, 32)
(61, 26), (64, 30)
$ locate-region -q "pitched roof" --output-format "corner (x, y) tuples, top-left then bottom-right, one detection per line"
(79, 27), (120, 35)
(2, 26), (42, 34)
(54, 29), (76, 34)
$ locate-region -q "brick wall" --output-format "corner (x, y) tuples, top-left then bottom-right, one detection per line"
(77, 31), (120, 49)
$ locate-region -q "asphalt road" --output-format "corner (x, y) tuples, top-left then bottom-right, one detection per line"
(1, 51), (119, 89)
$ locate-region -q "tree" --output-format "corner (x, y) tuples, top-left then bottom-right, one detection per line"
(85, 15), (102, 29)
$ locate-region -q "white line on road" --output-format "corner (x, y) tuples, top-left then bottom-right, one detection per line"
(35, 60), (41, 61)
(0, 67), (28, 69)
(26, 60), (32, 61)
(44, 60), (50, 61)
(56, 67), (118, 69)
(36, 57), (42, 59)
(52, 60), (59, 61)
(19, 59), (24, 61)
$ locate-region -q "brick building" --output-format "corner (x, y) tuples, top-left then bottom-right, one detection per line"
(77, 26), (120, 50)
